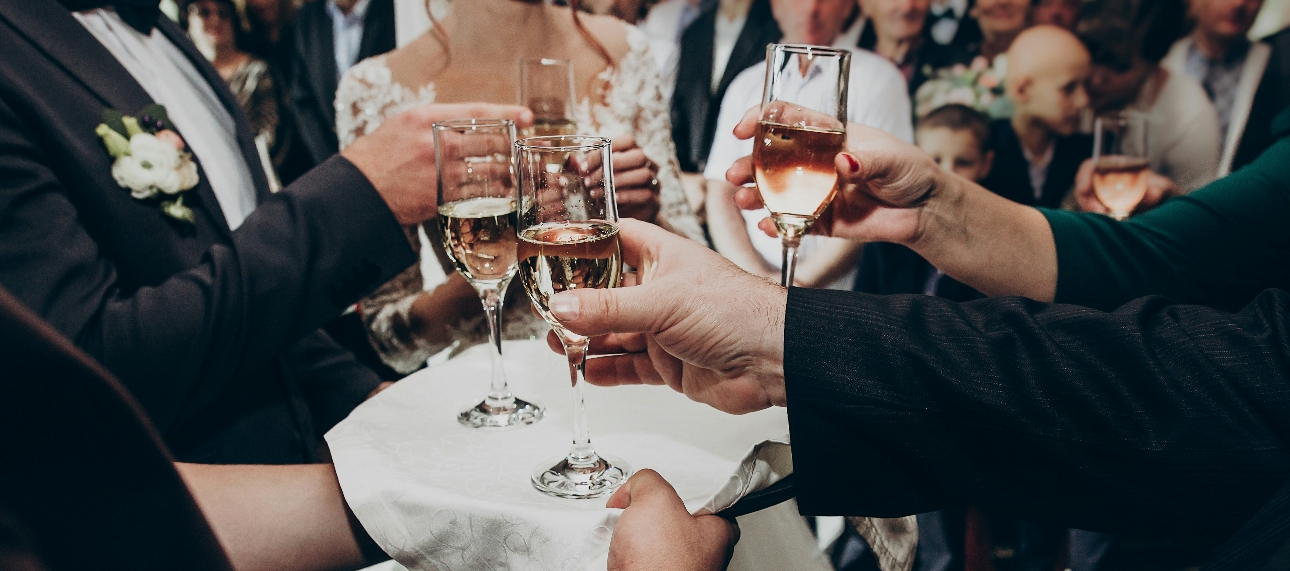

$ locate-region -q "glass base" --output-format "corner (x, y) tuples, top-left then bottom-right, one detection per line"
(531, 453), (631, 499)
(457, 396), (544, 429)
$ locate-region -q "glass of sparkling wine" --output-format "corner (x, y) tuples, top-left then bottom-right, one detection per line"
(516, 135), (630, 499)
(1092, 111), (1150, 221)
(519, 58), (579, 138)
(433, 119), (544, 428)
(754, 44), (850, 287)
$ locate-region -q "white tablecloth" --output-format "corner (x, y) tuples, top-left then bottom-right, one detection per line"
(328, 340), (824, 571)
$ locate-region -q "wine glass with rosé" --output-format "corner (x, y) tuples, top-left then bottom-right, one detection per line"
(519, 58), (579, 138)
(754, 44), (850, 287)
(1092, 111), (1150, 221)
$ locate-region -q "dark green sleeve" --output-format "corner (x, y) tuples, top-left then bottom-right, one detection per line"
(1043, 137), (1290, 312)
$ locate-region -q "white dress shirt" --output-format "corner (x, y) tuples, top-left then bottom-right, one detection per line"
(704, 45), (913, 290)
(328, 0), (373, 79)
(75, 8), (258, 229)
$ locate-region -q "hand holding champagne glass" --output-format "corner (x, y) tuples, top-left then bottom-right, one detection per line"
(755, 44), (850, 287)
(1092, 111), (1149, 220)
(517, 136), (630, 499)
(519, 58), (578, 138)
(433, 119), (544, 428)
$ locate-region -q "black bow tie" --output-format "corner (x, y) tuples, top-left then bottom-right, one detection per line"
(59, 0), (161, 35)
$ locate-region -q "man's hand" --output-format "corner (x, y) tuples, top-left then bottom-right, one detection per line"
(725, 106), (945, 246)
(341, 103), (534, 226)
(546, 219), (787, 415)
(611, 134), (663, 223)
(606, 470), (738, 571)
(1072, 158), (1180, 216)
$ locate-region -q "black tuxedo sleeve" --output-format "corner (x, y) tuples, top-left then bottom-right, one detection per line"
(0, 95), (415, 434)
(784, 287), (1290, 541)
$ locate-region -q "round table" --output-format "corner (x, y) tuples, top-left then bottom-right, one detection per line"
(328, 340), (828, 571)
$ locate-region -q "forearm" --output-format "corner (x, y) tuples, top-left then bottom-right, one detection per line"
(704, 180), (777, 278)
(175, 463), (380, 571)
(911, 174), (1058, 301)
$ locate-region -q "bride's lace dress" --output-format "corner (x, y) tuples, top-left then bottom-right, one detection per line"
(336, 26), (705, 373)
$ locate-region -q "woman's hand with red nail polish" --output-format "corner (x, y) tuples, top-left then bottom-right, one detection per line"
(724, 117), (950, 246)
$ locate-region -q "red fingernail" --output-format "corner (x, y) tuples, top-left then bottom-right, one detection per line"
(843, 154), (859, 172)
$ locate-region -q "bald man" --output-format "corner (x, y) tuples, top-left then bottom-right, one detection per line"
(978, 25), (1093, 209)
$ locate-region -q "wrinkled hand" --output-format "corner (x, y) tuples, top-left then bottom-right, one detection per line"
(611, 134), (663, 223)
(545, 219), (787, 415)
(342, 103), (534, 225)
(607, 469), (739, 571)
(725, 106), (944, 246)
(1072, 158), (1180, 216)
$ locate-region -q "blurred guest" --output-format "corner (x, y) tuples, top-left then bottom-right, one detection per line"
(924, 0), (981, 47)
(977, 25), (1092, 208)
(185, 0), (285, 190)
(285, 0), (395, 168)
(334, 0), (705, 373)
(1079, 0), (1219, 192)
(243, 0), (295, 60)
(670, 0), (781, 210)
(914, 0), (1028, 118)
(704, 0), (912, 290)
(1162, 0), (1290, 177)
(856, 0), (935, 93)
(1031, 0), (1080, 30)
(639, 0), (713, 97)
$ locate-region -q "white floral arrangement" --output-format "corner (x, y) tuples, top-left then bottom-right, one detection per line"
(914, 55), (1013, 120)
(95, 104), (198, 225)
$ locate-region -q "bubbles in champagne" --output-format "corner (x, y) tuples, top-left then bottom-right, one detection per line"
(752, 122), (845, 219)
(518, 221), (622, 327)
(438, 197), (519, 283)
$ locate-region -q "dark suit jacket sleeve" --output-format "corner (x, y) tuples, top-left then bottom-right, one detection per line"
(1043, 133), (1290, 312)
(0, 94), (416, 434)
(784, 287), (1290, 541)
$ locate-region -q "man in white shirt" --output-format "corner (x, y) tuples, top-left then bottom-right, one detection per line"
(704, 0), (913, 290)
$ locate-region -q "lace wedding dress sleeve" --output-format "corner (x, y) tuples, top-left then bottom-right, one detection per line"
(583, 27), (708, 245)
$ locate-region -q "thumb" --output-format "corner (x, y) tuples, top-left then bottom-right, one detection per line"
(548, 281), (668, 338)
(605, 469), (681, 510)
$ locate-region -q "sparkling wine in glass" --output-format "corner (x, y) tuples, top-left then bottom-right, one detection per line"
(1092, 111), (1150, 221)
(516, 135), (630, 499)
(519, 58), (579, 138)
(755, 44), (850, 287)
(433, 119), (543, 428)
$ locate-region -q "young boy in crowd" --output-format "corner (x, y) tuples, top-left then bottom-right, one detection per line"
(978, 24), (1093, 208)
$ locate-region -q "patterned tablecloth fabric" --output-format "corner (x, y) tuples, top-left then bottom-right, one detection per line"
(327, 340), (802, 571)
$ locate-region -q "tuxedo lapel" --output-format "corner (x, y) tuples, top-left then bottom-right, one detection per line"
(0, 0), (151, 116)
(156, 17), (272, 205)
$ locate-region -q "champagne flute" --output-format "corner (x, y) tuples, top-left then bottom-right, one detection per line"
(1092, 111), (1150, 221)
(433, 119), (544, 428)
(516, 135), (630, 499)
(754, 44), (850, 287)
(519, 58), (579, 138)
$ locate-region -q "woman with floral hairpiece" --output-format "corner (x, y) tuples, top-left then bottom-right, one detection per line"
(335, 0), (706, 373)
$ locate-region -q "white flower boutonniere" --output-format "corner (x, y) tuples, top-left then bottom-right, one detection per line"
(95, 104), (199, 226)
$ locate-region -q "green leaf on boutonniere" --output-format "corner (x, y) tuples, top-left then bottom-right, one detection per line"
(101, 109), (129, 139)
(95, 124), (131, 158)
(160, 195), (196, 225)
(121, 116), (144, 137)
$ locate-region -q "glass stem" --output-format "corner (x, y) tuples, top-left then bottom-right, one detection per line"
(476, 280), (514, 406)
(780, 227), (804, 287)
(562, 334), (599, 469)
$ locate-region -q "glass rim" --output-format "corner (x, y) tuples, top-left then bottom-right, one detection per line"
(431, 118), (516, 131)
(770, 44), (851, 57)
(515, 135), (611, 152)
